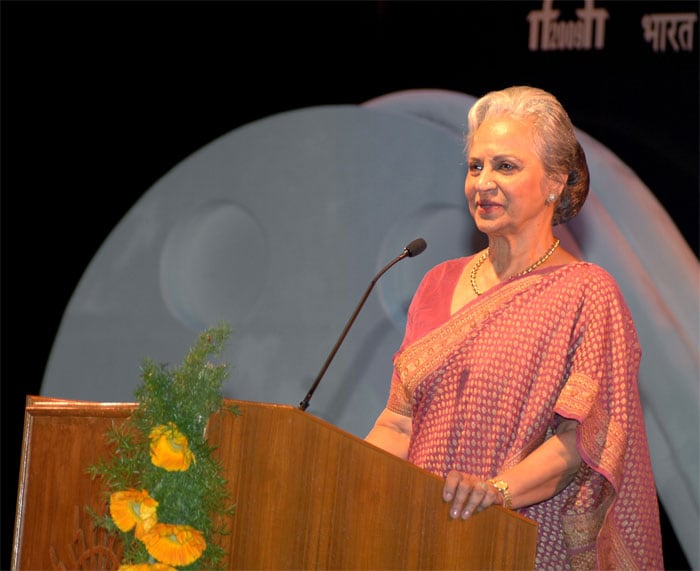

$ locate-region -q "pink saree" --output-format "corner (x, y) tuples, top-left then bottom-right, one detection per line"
(388, 258), (663, 570)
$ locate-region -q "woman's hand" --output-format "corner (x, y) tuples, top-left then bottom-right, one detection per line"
(443, 471), (500, 519)
(442, 419), (582, 519)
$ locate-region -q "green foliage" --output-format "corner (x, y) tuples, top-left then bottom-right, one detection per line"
(88, 322), (239, 569)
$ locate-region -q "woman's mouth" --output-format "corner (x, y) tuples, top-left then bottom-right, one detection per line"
(477, 201), (501, 212)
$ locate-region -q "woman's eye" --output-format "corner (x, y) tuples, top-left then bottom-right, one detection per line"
(497, 160), (519, 172)
(468, 162), (482, 173)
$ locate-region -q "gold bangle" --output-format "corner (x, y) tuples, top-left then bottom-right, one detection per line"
(488, 479), (512, 509)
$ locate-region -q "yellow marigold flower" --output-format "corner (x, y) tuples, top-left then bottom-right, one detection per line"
(140, 523), (207, 566)
(109, 489), (158, 537)
(149, 422), (195, 471)
(119, 564), (177, 571)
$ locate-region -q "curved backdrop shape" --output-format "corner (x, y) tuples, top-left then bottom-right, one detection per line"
(41, 89), (699, 567)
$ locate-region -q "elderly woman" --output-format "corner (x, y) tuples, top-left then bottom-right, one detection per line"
(365, 86), (663, 569)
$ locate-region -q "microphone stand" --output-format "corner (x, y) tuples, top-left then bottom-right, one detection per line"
(298, 239), (425, 411)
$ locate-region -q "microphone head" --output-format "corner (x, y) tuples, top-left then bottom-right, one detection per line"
(406, 238), (427, 257)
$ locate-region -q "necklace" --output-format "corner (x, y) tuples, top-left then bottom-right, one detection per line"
(470, 238), (560, 296)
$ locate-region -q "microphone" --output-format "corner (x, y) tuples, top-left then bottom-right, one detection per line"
(298, 237), (427, 411)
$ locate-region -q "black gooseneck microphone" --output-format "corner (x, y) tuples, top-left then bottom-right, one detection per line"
(298, 237), (427, 411)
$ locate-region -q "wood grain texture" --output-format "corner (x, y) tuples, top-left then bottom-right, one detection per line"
(13, 397), (537, 570)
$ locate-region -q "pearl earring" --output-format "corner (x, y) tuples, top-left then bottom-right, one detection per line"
(546, 193), (557, 205)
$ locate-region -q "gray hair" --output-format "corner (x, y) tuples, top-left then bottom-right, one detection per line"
(465, 86), (589, 225)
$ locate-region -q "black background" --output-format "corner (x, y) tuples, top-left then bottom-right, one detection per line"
(2, 1), (697, 568)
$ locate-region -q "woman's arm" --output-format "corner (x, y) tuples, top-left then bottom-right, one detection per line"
(365, 408), (412, 460)
(443, 419), (581, 519)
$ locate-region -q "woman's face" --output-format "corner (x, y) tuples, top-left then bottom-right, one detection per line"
(465, 115), (558, 239)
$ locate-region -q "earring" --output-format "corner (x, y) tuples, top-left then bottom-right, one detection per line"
(546, 193), (557, 205)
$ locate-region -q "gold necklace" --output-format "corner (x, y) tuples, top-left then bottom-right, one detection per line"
(470, 238), (560, 296)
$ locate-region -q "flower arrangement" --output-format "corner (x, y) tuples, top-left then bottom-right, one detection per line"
(88, 323), (238, 570)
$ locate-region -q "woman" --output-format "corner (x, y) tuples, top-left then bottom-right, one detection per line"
(365, 86), (663, 569)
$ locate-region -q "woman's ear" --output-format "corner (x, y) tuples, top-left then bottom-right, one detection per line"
(547, 172), (568, 196)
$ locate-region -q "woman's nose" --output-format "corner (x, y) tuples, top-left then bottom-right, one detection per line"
(475, 170), (495, 191)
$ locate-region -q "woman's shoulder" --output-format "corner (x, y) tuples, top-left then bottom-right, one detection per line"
(414, 256), (472, 297)
(560, 260), (617, 280)
(555, 261), (626, 298)
(422, 256), (472, 281)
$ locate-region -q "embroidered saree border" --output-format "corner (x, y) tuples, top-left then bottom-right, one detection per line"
(393, 274), (538, 399)
(556, 371), (626, 488)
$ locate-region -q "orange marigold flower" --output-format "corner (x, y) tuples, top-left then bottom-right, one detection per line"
(118, 564), (178, 571)
(149, 422), (195, 471)
(109, 489), (158, 537)
(140, 523), (207, 566)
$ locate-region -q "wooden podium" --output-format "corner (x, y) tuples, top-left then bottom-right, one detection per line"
(12, 396), (537, 570)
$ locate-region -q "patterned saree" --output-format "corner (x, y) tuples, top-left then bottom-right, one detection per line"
(387, 258), (663, 570)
